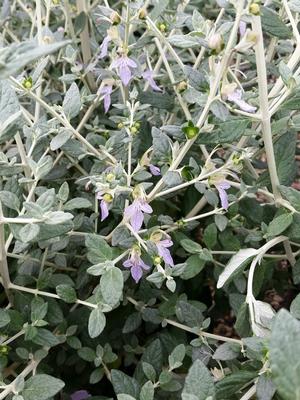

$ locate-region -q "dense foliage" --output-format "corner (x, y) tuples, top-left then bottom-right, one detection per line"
(0, 0), (300, 399)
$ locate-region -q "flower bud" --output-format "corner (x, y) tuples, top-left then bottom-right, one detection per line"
(52, 0), (60, 4)
(103, 193), (113, 203)
(182, 121), (199, 140)
(22, 77), (33, 90)
(138, 8), (147, 19)
(208, 33), (224, 55)
(176, 81), (187, 93)
(153, 256), (162, 265)
(130, 126), (138, 135)
(134, 121), (141, 129)
(111, 11), (121, 25)
(249, 3), (260, 15)
(157, 22), (168, 33)
(117, 122), (124, 129)
(106, 173), (115, 183)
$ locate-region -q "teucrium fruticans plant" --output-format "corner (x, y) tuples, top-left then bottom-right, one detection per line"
(0, 0), (300, 398)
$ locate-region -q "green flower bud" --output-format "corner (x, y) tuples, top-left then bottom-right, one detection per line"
(182, 121), (199, 139)
(22, 77), (33, 90)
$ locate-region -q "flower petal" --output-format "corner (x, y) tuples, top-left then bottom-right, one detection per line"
(131, 265), (143, 283)
(157, 243), (174, 266)
(216, 186), (229, 210)
(71, 390), (91, 400)
(130, 209), (144, 232)
(99, 35), (111, 59)
(119, 64), (132, 86)
(149, 164), (161, 176)
(140, 201), (153, 214)
(100, 200), (109, 221)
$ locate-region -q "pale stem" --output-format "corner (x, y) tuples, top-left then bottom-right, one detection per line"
(76, 0), (97, 92)
(0, 202), (12, 303)
(252, 14), (282, 202)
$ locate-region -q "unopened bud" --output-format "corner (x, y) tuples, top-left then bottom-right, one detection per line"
(177, 81), (187, 93)
(138, 8), (147, 19)
(111, 11), (121, 25)
(208, 33), (224, 55)
(249, 3), (260, 15)
(22, 77), (33, 89)
(106, 173), (115, 183)
(103, 193), (113, 203)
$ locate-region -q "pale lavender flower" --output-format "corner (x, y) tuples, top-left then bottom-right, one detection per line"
(149, 164), (161, 176)
(111, 56), (137, 86)
(100, 85), (112, 113)
(99, 35), (111, 59)
(96, 192), (113, 221)
(227, 90), (257, 113)
(216, 181), (230, 210)
(156, 238), (174, 266)
(71, 390), (91, 400)
(239, 21), (247, 37)
(123, 250), (150, 283)
(142, 70), (162, 91)
(124, 199), (153, 232)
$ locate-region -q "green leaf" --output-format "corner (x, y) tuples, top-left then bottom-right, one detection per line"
(56, 284), (77, 303)
(0, 190), (20, 211)
(140, 381), (154, 400)
(169, 34), (205, 48)
(290, 294), (300, 319)
(0, 309), (10, 327)
(216, 371), (257, 399)
(111, 370), (140, 398)
(32, 329), (59, 347)
(259, 132), (297, 186)
(45, 211), (73, 224)
(100, 267), (124, 306)
(213, 342), (240, 361)
(64, 197), (92, 210)
(217, 248), (258, 288)
(78, 347), (96, 362)
(270, 310), (300, 400)
(50, 129), (72, 151)
(62, 82), (81, 119)
(168, 344), (185, 370)
(261, 6), (292, 39)
(279, 185), (300, 211)
(31, 297), (48, 322)
(19, 224), (40, 243)
(180, 239), (202, 254)
(203, 223), (217, 249)
(36, 189), (55, 211)
(0, 80), (21, 143)
(86, 234), (112, 264)
(199, 118), (249, 144)
(0, 40), (70, 79)
(182, 255), (206, 279)
(21, 374), (65, 400)
(182, 359), (215, 400)
(256, 375), (276, 400)
(139, 90), (174, 111)
(88, 308), (106, 338)
(266, 212), (293, 237)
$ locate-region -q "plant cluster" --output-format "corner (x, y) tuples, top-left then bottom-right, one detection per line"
(0, 0), (300, 399)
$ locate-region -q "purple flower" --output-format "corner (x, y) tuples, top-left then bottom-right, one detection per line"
(156, 238), (174, 266)
(149, 164), (161, 176)
(227, 90), (257, 113)
(97, 192), (113, 221)
(124, 199), (153, 232)
(71, 390), (91, 400)
(123, 249), (150, 283)
(215, 181), (230, 210)
(111, 56), (137, 86)
(239, 21), (247, 37)
(99, 35), (111, 59)
(100, 85), (112, 113)
(142, 70), (162, 91)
